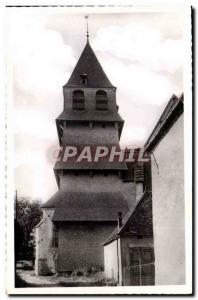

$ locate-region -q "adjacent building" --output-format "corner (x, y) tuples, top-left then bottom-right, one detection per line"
(144, 94), (185, 285)
(103, 191), (154, 286)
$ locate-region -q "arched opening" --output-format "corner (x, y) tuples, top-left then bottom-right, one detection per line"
(72, 90), (85, 110)
(95, 90), (108, 110)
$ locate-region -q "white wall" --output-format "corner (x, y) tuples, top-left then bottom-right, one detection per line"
(35, 208), (56, 275)
(151, 114), (185, 285)
(104, 239), (120, 282)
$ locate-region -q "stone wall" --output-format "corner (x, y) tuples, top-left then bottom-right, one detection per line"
(35, 208), (56, 275)
(151, 114), (185, 284)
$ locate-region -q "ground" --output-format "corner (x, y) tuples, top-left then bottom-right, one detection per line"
(16, 270), (116, 287)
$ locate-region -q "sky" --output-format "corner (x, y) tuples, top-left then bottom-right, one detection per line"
(6, 8), (184, 202)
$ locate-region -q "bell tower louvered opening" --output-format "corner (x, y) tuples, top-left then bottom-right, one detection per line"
(96, 90), (108, 111)
(72, 90), (85, 110)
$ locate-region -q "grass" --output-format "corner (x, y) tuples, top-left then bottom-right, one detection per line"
(15, 268), (117, 287)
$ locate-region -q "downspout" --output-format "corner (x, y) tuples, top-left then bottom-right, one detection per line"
(116, 238), (119, 284)
(117, 212), (122, 285)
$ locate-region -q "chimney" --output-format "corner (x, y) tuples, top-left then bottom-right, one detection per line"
(118, 212), (122, 228)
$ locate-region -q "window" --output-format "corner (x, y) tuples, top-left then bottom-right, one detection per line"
(73, 90), (85, 110)
(134, 163), (144, 183)
(130, 248), (140, 266)
(130, 247), (154, 266)
(128, 247), (155, 285)
(52, 225), (59, 247)
(80, 73), (88, 85)
(96, 90), (108, 110)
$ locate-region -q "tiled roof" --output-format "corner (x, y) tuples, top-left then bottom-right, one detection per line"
(64, 41), (114, 88)
(42, 191), (129, 221)
(103, 191), (152, 245)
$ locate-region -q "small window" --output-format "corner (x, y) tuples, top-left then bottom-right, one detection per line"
(73, 90), (85, 110)
(80, 73), (88, 85)
(52, 225), (59, 247)
(141, 248), (154, 264)
(130, 248), (140, 266)
(96, 90), (108, 110)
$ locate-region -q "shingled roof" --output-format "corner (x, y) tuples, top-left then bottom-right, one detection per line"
(56, 111), (124, 142)
(64, 41), (115, 88)
(42, 191), (129, 222)
(103, 191), (152, 245)
(56, 110), (123, 123)
(54, 159), (127, 171)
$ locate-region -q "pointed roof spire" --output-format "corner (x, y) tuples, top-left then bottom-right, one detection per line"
(65, 38), (114, 88)
(85, 15), (89, 41)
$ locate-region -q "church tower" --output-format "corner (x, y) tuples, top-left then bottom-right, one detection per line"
(35, 34), (135, 275)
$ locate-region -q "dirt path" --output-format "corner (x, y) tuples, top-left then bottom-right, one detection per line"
(16, 270), (116, 287)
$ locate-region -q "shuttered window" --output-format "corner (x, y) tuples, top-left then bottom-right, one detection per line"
(134, 163), (144, 183)
(73, 90), (85, 110)
(96, 90), (108, 110)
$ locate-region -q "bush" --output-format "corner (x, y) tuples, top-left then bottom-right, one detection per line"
(72, 268), (87, 277)
(72, 266), (102, 277)
(15, 197), (42, 261)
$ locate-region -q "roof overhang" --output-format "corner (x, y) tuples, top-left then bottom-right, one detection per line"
(144, 94), (184, 153)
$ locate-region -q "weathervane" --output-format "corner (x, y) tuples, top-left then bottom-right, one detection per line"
(85, 16), (89, 41)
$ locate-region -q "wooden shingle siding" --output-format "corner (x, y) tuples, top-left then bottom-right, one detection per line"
(57, 223), (115, 272)
(65, 42), (114, 88)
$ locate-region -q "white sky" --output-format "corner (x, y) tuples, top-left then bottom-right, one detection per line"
(6, 8), (184, 202)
